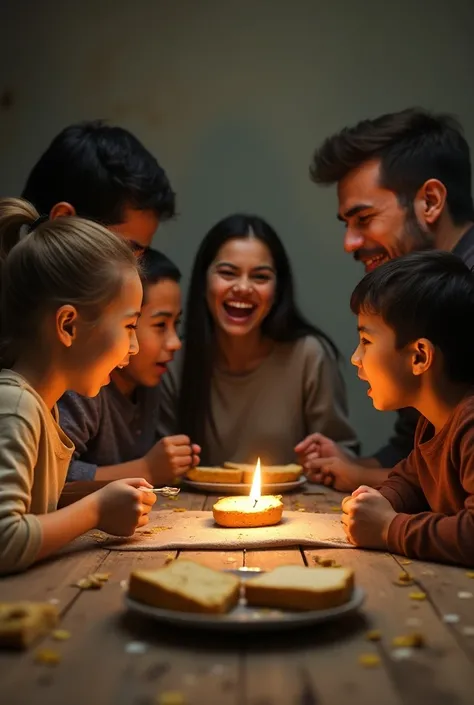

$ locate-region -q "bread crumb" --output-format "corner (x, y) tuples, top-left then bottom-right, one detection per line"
(74, 572), (109, 590)
(93, 573), (111, 582)
(319, 558), (335, 567)
(164, 554), (175, 564)
(366, 630), (382, 641)
(400, 560), (412, 565)
(52, 630), (71, 641)
(35, 648), (61, 665)
(394, 572), (414, 586)
(226, 557), (236, 563)
(409, 591), (426, 601)
(458, 591), (473, 599)
(172, 508), (187, 513)
(443, 614), (460, 624)
(156, 691), (186, 705)
(330, 506), (341, 512)
(392, 633), (424, 648)
(297, 508), (306, 512)
(358, 653), (380, 668)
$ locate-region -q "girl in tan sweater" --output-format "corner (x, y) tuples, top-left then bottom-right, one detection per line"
(157, 214), (359, 466)
(0, 198), (156, 575)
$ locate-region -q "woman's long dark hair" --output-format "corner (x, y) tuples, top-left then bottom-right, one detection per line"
(178, 214), (339, 456)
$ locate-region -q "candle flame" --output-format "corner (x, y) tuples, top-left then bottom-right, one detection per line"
(249, 458), (261, 503)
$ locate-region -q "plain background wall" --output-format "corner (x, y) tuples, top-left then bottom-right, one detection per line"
(1, 0), (473, 453)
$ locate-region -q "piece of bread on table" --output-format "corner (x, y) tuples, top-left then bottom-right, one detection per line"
(128, 560), (240, 614)
(186, 467), (243, 483)
(0, 602), (59, 649)
(212, 495), (283, 528)
(244, 565), (354, 611)
(224, 462), (302, 484)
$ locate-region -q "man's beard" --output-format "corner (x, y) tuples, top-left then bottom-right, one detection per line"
(400, 203), (435, 255)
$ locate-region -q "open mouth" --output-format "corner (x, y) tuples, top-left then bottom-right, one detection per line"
(223, 300), (257, 321)
(363, 254), (389, 272)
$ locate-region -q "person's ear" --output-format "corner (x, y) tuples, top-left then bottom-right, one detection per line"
(50, 202), (76, 219)
(56, 305), (78, 348)
(414, 179), (446, 226)
(411, 338), (435, 376)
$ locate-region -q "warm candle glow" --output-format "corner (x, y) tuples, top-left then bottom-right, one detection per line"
(249, 458), (261, 503)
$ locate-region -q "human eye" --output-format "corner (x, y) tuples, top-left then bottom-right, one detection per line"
(357, 213), (373, 226)
(217, 268), (236, 279)
(360, 336), (371, 346)
(253, 273), (272, 282)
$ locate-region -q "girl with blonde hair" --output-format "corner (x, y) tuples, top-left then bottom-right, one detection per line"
(0, 198), (156, 575)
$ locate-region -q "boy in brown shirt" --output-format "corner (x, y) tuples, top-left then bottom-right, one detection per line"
(341, 251), (474, 567)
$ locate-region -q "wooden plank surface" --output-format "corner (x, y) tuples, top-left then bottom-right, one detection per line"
(1, 488), (474, 705)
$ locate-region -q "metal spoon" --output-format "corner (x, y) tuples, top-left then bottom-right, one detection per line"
(143, 486), (181, 497)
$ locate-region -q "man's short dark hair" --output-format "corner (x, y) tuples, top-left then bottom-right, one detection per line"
(311, 108), (474, 225)
(350, 251), (474, 385)
(22, 120), (176, 225)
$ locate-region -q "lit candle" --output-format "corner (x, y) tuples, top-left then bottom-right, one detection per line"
(213, 458), (283, 528)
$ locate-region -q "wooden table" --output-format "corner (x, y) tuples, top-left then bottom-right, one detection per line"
(1, 485), (474, 705)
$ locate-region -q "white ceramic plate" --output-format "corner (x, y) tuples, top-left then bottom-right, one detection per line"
(181, 475), (307, 495)
(125, 567), (365, 633)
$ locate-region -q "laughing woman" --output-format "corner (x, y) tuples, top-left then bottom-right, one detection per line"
(157, 214), (359, 466)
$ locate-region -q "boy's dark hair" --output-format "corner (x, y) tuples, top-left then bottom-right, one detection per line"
(139, 247), (181, 294)
(22, 120), (176, 225)
(311, 108), (474, 225)
(350, 251), (474, 385)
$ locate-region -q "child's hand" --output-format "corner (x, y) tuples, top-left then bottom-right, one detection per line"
(145, 435), (201, 484)
(96, 478), (156, 536)
(341, 486), (396, 549)
(300, 455), (368, 493)
(295, 433), (350, 468)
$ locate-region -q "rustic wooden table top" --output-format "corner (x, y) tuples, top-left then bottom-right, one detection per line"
(1, 485), (474, 705)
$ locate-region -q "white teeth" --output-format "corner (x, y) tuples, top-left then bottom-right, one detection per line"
(365, 255), (388, 268)
(225, 301), (254, 309)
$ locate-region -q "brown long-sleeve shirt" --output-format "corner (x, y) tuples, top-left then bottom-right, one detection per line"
(379, 394), (474, 567)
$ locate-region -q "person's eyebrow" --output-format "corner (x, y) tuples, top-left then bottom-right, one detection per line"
(251, 265), (275, 273)
(357, 325), (374, 334)
(150, 309), (183, 319)
(337, 204), (373, 222)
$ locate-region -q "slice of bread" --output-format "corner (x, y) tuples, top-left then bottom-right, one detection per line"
(128, 560), (240, 614)
(186, 467), (243, 483)
(245, 565), (354, 611)
(212, 495), (283, 528)
(0, 602), (59, 649)
(224, 462), (302, 484)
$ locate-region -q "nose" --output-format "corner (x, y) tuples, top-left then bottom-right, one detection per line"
(129, 328), (139, 357)
(351, 344), (362, 368)
(232, 275), (252, 293)
(166, 329), (182, 352)
(344, 227), (365, 254)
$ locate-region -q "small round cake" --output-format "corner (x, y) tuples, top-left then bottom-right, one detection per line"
(212, 495), (283, 528)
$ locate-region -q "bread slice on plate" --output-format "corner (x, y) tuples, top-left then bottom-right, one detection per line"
(186, 467), (243, 483)
(128, 560), (240, 614)
(244, 565), (354, 611)
(224, 462), (302, 484)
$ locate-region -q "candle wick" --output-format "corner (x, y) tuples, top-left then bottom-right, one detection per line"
(253, 499), (258, 508)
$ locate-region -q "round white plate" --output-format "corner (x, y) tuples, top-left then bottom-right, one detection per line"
(125, 568), (365, 633)
(181, 475), (307, 495)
